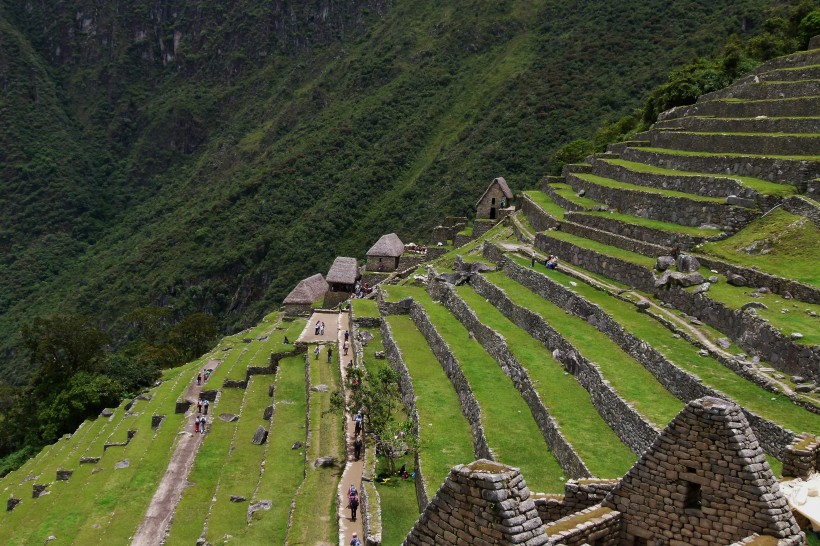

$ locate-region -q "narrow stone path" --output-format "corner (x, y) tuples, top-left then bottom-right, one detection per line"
(336, 310), (365, 545)
(130, 360), (221, 546)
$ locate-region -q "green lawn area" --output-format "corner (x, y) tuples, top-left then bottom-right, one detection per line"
(352, 297), (380, 319)
(603, 158), (796, 198)
(385, 315), (475, 494)
(573, 173), (725, 203)
(236, 355), (308, 545)
(523, 190), (566, 219)
(374, 454), (420, 546)
(549, 183), (602, 209)
(478, 273), (683, 429)
(697, 208), (820, 287)
(540, 230), (657, 268)
(405, 288), (566, 492)
(506, 253), (820, 438)
(287, 353), (344, 545)
(576, 210), (723, 238)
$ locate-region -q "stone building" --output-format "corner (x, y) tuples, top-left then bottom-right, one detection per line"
(476, 176), (514, 220)
(366, 233), (404, 272)
(282, 273), (328, 316)
(325, 256), (360, 307)
(401, 397), (806, 546)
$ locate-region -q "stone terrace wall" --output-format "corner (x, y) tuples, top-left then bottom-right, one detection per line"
(380, 319), (429, 511)
(533, 480), (619, 524)
(544, 504), (621, 546)
(651, 131), (820, 157)
(493, 251), (798, 458)
(407, 304), (492, 461)
(565, 211), (704, 250)
(783, 195), (820, 229)
(557, 220), (667, 258)
(521, 193), (560, 232)
(543, 183), (589, 212)
(464, 273), (659, 457)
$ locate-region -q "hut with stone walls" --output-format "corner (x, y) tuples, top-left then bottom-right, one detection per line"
(476, 176), (514, 220)
(366, 233), (404, 272)
(324, 256), (360, 307)
(282, 273), (328, 316)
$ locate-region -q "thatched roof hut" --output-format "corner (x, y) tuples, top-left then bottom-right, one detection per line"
(326, 257), (359, 288)
(367, 233), (404, 258)
(283, 273), (329, 305)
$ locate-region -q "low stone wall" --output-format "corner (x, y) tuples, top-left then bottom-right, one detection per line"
(565, 211), (705, 250)
(655, 114), (820, 135)
(565, 172), (759, 230)
(495, 251), (798, 458)
(408, 304), (492, 461)
(781, 434), (820, 479)
(544, 504), (621, 546)
(700, 79), (820, 102)
(622, 146), (818, 187)
(521, 193), (561, 232)
(397, 254), (425, 271)
(463, 273), (658, 457)
(651, 130), (820, 157)
(667, 95), (820, 121)
(424, 247), (448, 261)
(442, 216), (468, 229)
(533, 480), (619, 524)
(543, 182), (589, 212)
(380, 319), (429, 511)
(431, 225), (453, 245)
(453, 233), (474, 247)
(558, 220), (667, 258)
(472, 219), (498, 239)
(352, 316), (381, 328)
(783, 194), (820, 229)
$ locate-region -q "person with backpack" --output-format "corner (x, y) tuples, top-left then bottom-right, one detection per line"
(203, 399), (209, 415)
(349, 492), (359, 522)
(350, 532), (362, 546)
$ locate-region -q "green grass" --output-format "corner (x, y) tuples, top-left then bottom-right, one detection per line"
(573, 173), (726, 203)
(374, 455), (419, 546)
(523, 190), (566, 219)
(550, 182), (602, 209)
(287, 353), (344, 545)
(352, 298), (380, 319)
(506, 253), (820, 438)
(541, 230), (657, 268)
(639, 146), (820, 161)
(576, 210), (723, 238)
(671, 131), (820, 137)
(385, 315), (475, 494)
(404, 288), (566, 492)
(603, 158), (796, 198)
(455, 283), (645, 477)
(705, 282), (820, 347)
(698, 208), (820, 287)
(235, 355), (308, 545)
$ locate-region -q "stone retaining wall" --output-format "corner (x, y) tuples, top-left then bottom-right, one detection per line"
(532, 480), (619, 524)
(453, 233), (474, 247)
(700, 80), (820, 102)
(495, 252), (798, 458)
(473, 219), (498, 239)
(397, 254), (425, 272)
(463, 273), (658, 457)
(622, 147), (818, 187)
(566, 211), (705, 250)
(565, 172), (759, 230)
(783, 194), (820, 229)
(543, 182), (589, 212)
(380, 319), (429, 511)
(781, 434), (820, 479)
(544, 504), (621, 546)
(558, 220), (668, 258)
(654, 114), (820, 135)
(521, 193), (561, 232)
(666, 95), (820, 121)
(651, 131), (820, 157)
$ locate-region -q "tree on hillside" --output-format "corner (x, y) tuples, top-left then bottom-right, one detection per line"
(167, 312), (219, 361)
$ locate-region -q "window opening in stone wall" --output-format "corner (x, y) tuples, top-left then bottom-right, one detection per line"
(491, 197), (496, 205)
(684, 480), (702, 510)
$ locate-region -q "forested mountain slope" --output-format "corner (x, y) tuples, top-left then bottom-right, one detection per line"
(0, 0), (773, 382)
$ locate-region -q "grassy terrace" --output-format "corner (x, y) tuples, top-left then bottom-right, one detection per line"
(522, 190), (566, 218)
(601, 158), (796, 198)
(375, 471), (419, 545)
(287, 353), (344, 544)
(454, 282), (647, 477)
(478, 272), (683, 428)
(399, 287), (566, 492)
(549, 182), (602, 209)
(698, 208), (819, 287)
(223, 318), (284, 383)
(385, 315), (475, 493)
(506, 253), (820, 438)
(352, 297), (380, 318)
(575, 210), (723, 238)
(637, 146), (820, 161)
(206, 377), (279, 543)
(540, 229), (656, 268)
(4, 358), (199, 545)
(235, 355), (308, 545)
(571, 173), (726, 203)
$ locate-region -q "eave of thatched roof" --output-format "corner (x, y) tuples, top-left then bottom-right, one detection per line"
(283, 273), (329, 304)
(366, 233), (404, 258)
(326, 257), (359, 285)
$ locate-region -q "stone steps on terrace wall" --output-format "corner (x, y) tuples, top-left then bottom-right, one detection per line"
(653, 115), (820, 135)
(564, 211), (713, 251)
(555, 219), (668, 259)
(564, 172), (760, 231)
(698, 79), (820, 102)
(734, 63), (820, 84)
(483, 247), (802, 459)
(589, 157), (769, 201)
(649, 130), (820, 157)
(621, 146), (820, 187)
(533, 230), (820, 384)
(659, 95), (820, 121)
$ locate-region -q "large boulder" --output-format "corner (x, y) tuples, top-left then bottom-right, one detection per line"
(655, 256), (675, 271)
(676, 254), (700, 273)
(251, 426), (268, 445)
(727, 273), (747, 286)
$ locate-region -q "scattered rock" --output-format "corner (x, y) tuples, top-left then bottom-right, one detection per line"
(810, 311), (819, 317)
(781, 308), (789, 313)
(577, 189), (586, 197)
(311, 384), (329, 392)
(219, 413), (239, 422)
(313, 457), (337, 468)
(795, 383), (816, 393)
(251, 426), (268, 445)
(358, 330), (375, 345)
(757, 287), (770, 294)
(374, 351), (386, 359)
(791, 376), (807, 384)
(100, 409), (114, 418)
(708, 276), (718, 284)
(80, 457), (100, 465)
(136, 394), (153, 401)
(230, 495), (246, 503)
(727, 273), (747, 287)
(268, 384), (275, 397)
(247, 500), (272, 523)
(32, 484), (48, 498)
(669, 271), (704, 287)
(6, 497), (21, 512)
(790, 332), (804, 340)
(263, 406), (273, 420)
(114, 459), (130, 469)
(676, 254), (700, 273)
(741, 302), (768, 311)
(655, 256), (675, 272)
(716, 338), (731, 349)
(291, 441), (303, 450)
(551, 349), (562, 361)
(784, 291), (793, 299)
(689, 317), (703, 325)
(698, 350), (709, 357)
(693, 283), (710, 295)
(55, 470), (73, 481)
(636, 299), (651, 310)
(44, 536), (57, 544)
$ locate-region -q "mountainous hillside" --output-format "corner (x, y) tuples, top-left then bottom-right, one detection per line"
(0, 0), (778, 383)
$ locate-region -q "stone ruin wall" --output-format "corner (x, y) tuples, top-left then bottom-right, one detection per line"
(565, 211), (704, 249)
(520, 193), (561, 232)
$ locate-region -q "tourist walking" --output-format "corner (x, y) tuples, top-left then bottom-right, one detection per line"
(314, 345), (320, 360)
(354, 411), (363, 436)
(199, 416), (206, 435)
(203, 399), (209, 415)
(353, 436), (362, 460)
(343, 340), (349, 356)
(194, 417), (200, 434)
(197, 400), (203, 414)
(197, 372), (202, 385)
(327, 345), (333, 363)
(349, 493), (359, 521)
(350, 532), (362, 546)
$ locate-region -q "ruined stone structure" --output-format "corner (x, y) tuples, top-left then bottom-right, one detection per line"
(476, 177), (515, 220)
(366, 233), (405, 272)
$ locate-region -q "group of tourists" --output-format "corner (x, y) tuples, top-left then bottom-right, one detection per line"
(193, 415), (207, 434)
(196, 368), (212, 385)
(347, 483), (360, 522)
(196, 398), (209, 415)
(314, 320), (326, 336)
(530, 252), (559, 270)
(353, 281), (372, 299)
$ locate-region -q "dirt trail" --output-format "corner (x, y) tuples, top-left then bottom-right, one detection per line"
(336, 310), (365, 545)
(130, 359), (221, 546)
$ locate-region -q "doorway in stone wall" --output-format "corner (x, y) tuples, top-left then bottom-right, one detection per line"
(490, 207), (496, 219)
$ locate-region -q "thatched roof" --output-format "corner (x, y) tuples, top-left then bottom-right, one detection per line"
(326, 257), (359, 285)
(475, 177), (513, 207)
(367, 233), (405, 258)
(283, 273), (329, 305)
